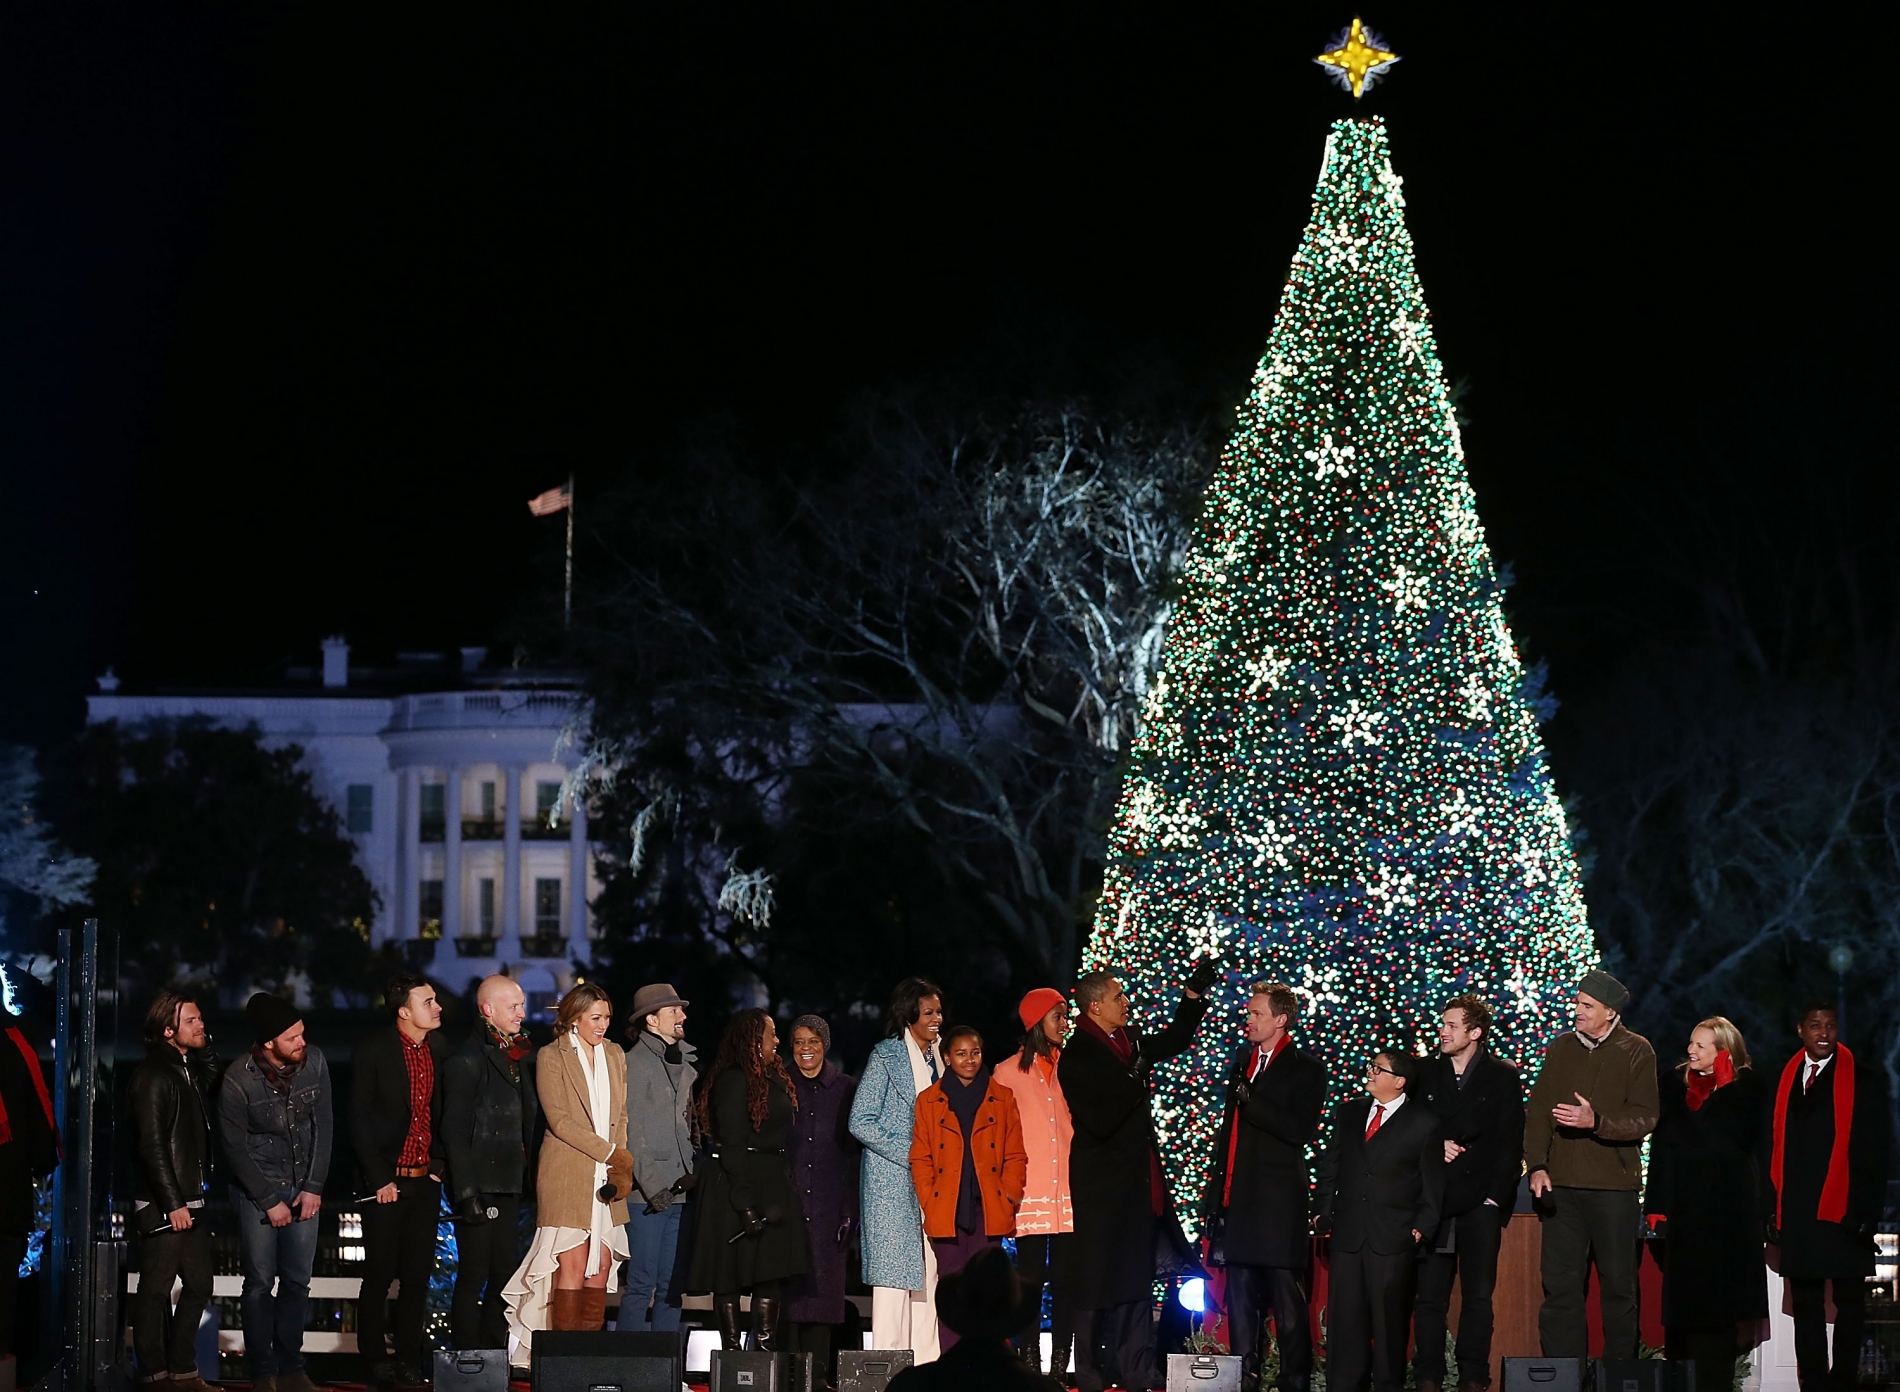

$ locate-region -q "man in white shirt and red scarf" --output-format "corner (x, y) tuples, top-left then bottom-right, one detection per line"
(1766, 1001), (1890, 1392)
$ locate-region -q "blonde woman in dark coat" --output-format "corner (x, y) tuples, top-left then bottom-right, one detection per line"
(503, 984), (636, 1351)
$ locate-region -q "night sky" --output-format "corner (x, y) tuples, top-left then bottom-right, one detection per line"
(3, 4), (1889, 743)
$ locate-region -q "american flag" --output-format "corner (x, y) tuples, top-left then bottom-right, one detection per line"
(527, 482), (571, 517)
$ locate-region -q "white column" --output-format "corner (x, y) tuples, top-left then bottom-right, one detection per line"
(400, 767), (421, 941)
(501, 765), (522, 956)
(568, 791), (589, 964)
(443, 766), (463, 941)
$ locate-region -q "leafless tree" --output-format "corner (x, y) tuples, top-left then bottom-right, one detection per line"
(574, 400), (1211, 999)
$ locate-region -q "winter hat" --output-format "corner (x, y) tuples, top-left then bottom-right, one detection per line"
(246, 991), (304, 1047)
(1018, 987), (1068, 1033)
(1577, 970), (1630, 1014)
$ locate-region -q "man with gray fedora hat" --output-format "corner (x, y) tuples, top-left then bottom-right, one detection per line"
(1523, 969), (1657, 1361)
(620, 982), (697, 1331)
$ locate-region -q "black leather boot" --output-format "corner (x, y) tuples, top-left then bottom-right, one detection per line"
(714, 1293), (744, 1350)
(752, 1294), (782, 1352)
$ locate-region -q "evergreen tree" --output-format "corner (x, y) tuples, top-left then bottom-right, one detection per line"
(1085, 117), (1595, 1219)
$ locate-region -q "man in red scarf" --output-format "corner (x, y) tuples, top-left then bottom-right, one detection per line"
(1202, 982), (1326, 1392)
(1767, 1002), (1890, 1392)
(1062, 959), (1217, 1392)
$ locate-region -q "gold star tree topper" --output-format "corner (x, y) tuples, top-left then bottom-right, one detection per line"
(1315, 18), (1399, 100)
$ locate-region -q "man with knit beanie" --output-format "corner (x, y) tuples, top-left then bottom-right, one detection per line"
(1523, 970), (1657, 1361)
(219, 992), (333, 1392)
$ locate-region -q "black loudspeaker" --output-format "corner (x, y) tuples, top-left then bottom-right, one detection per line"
(1167, 1352), (1243, 1389)
(1594, 1360), (1696, 1392)
(710, 1349), (787, 1390)
(1503, 1357), (1585, 1392)
(530, 1330), (682, 1392)
(837, 1349), (914, 1391)
(434, 1349), (509, 1392)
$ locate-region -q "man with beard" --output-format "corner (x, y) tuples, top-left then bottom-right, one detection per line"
(621, 983), (697, 1332)
(220, 993), (333, 1392)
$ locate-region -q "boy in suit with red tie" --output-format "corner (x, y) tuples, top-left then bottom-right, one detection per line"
(1317, 1050), (1445, 1392)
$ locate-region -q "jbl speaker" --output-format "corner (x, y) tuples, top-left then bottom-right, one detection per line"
(1167, 1352), (1243, 1389)
(1504, 1357), (1585, 1392)
(710, 1349), (787, 1390)
(1595, 1360), (1696, 1392)
(530, 1330), (683, 1392)
(837, 1349), (914, 1391)
(433, 1349), (508, 1392)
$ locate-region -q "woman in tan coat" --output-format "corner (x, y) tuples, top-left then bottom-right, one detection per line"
(503, 984), (636, 1349)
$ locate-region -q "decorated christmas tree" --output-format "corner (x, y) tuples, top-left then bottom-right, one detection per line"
(1083, 112), (1596, 1223)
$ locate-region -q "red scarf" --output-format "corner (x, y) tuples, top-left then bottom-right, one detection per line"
(1771, 1044), (1854, 1227)
(1222, 1033), (1290, 1207)
(0, 1027), (62, 1157)
(1684, 1049), (1735, 1111)
(1078, 1014), (1167, 1215)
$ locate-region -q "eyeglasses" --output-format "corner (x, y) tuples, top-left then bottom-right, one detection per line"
(1365, 1063), (1402, 1079)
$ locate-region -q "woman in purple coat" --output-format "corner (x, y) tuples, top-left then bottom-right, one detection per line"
(783, 1015), (860, 1384)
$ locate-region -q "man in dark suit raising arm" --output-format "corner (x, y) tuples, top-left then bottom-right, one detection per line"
(1317, 1050), (1445, 1392)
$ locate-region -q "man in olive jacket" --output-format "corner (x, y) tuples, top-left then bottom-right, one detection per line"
(1523, 970), (1657, 1360)
(442, 975), (539, 1351)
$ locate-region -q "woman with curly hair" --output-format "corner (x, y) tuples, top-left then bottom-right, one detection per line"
(685, 1009), (809, 1352)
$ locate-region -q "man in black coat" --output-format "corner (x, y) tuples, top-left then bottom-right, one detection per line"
(1063, 960), (1217, 1392)
(127, 990), (222, 1391)
(1202, 981), (1326, 1392)
(352, 972), (449, 1388)
(1765, 1002), (1890, 1392)
(1412, 995), (1523, 1392)
(1317, 1049), (1444, 1392)
(442, 974), (540, 1352)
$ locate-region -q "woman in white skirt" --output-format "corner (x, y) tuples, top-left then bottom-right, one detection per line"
(504, 983), (635, 1349)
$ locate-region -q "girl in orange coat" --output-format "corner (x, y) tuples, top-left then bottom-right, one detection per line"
(908, 1024), (1029, 1351)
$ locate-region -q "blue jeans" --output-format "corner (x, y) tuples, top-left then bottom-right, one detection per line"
(622, 1202), (683, 1331)
(233, 1190), (320, 1375)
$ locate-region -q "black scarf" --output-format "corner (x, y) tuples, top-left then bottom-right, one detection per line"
(943, 1069), (990, 1234)
(251, 1045), (301, 1096)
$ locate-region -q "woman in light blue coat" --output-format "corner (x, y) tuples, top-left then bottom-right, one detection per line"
(848, 977), (945, 1357)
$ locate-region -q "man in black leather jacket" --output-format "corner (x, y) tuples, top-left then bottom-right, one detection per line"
(128, 989), (221, 1392)
(441, 974), (539, 1351)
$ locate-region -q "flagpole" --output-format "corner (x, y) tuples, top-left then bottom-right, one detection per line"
(564, 474), (574, 630)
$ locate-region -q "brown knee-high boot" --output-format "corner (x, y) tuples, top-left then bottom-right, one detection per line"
(549, 1289), (586, 1331)
(577, 1290), (608, 1331)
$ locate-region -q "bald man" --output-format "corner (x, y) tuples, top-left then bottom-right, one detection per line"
(442, 976), (540, 1350)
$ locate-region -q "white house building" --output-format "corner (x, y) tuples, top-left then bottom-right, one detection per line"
(85, 637), (600, 1005)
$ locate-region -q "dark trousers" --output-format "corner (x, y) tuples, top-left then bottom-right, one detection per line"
(0, 1231), (24, 1360)
(359, 1176), (442, 1370)
(1013, 1232), (1076, 1375)
(133, 1222), (215, 1377)
(1074, 1299), (1157, 1392)
(1415, 1203), (1503, 1385)
(929, 1232), (998, 1353)
(1228, 1264), (1312, 1392)
(450, 1195), (521, 1352)
(1666, 1322), (1745, 1392)
(1790, 1277), (1866, 1392)
(1538, 1188), (1639, 1360)
(1329, 1246), (1417, 1392)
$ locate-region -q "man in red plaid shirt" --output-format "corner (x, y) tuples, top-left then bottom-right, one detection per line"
(352, 972), (448, 1390)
